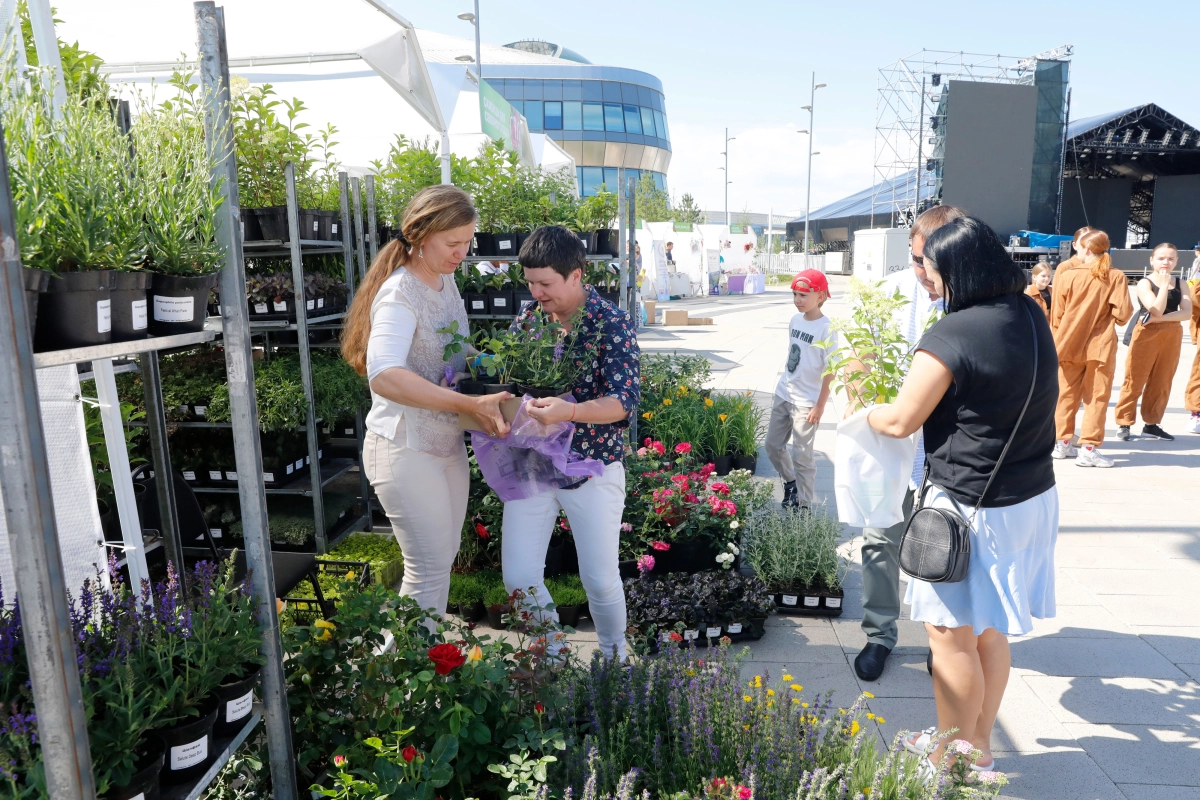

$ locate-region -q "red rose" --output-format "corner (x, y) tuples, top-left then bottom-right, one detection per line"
(669, 631), (683, 642)
(651, 541), (670, 551)
(674, 442), (692, 455)
(534, 702), (545, 714)
(401, 745), (418, 763)
(475, 522), (490, 539)
(428, 643), (466, 675)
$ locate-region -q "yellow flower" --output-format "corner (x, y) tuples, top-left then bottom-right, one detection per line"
(782, 674), (793, 681)
(705, 397), (714, 407)
(753, 675), (762, 687)
(663, 398), (672, 406)
(850, 720), (861, 736)
(718, 413), (727, 422)
(866, 713), (875, 720)
(686, 669), (696, 677)
(315, 620), (336, 629)
(743, 695), (753, 702)
(864, 789), (872, 797)
(314, 619), (336, 641)
(344, 571), (355, 581)
(466, 645), (483, 662)
(876, 717), (886, 724)
(790, 684), (803, 692)
(839, 708), (846, 715)
(767, 700), (774, 707)
(792, 698), (800, 705)
(801, 703), (809, 708)
(863, 691), (875, 699)
(642, 412), (654, 420)
(766, 689), (776, 697)
(743, 724), (750, 731)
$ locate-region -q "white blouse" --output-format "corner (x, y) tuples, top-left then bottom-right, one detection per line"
(364, 268), (468, 457)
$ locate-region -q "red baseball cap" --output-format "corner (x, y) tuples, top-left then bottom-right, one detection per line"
(791, 269), (829, 294)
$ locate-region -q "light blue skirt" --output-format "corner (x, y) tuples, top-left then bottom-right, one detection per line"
(904, 484), (1058, 636)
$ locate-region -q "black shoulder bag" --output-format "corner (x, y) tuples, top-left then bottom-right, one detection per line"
(898, 301), (1040, 584)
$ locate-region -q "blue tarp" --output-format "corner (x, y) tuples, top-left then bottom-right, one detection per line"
(1016, 231), (1073, 249)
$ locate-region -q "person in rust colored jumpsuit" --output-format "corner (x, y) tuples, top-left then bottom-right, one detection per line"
(1114, 243), (1194, 441)
(1185, 277), (1200, 434)
(1026, 263), (1053, 320)
(1049, 228), (1133, 468)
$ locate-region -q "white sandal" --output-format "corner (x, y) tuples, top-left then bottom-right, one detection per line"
(902, 727), (936, 756)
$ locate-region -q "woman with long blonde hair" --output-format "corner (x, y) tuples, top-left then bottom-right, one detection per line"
(1048, 228), (1133, 467)
(342, 185), (511, 621)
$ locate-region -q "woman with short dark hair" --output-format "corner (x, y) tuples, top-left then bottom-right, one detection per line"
(866, 216), (1060, 772)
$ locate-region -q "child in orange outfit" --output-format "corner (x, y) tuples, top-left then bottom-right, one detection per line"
(1114, 243), (1194, 441)
(1049, 228), (1133, 467)
(1026, 263), (1053, 320)
(1186, 277), (1200, 434)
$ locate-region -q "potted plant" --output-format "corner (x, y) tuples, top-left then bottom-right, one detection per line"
(484, 584), (512, 629)
(708, 396), (736, 476)
(546, 574), (587, 628)
(462, 269), (490, 317)
(576, 187), (619, 256)
(447, 572), (487, 623)
(729, 394), (765, 473)
(743, 507), (847, 616)
(485, 271), (515, 316)
(509, 262), (535, 312)
(506, 307), (594, 397)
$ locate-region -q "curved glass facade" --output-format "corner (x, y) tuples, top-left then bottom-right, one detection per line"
(485, 70), (671, 197)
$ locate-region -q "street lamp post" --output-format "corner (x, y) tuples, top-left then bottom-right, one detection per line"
(721, 127), (735, 225)
(457, 2), (482, 80)
(800, 74), (826, 267)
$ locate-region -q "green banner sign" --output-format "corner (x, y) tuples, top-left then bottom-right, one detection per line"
(479, 79), (521, 151)
(673, 222), (693, 232)
(729, 224), (749, 234)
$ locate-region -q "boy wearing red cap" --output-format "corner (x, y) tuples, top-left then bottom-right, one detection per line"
(765, 270), (834, 509)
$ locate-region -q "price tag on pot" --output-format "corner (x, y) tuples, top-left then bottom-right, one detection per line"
(294, 459), (304, 471)
(131, 299), (148, 330)
(306, 299), (315, 310)
(343, 428), (354, 435)
(254, 303), (268, 314)
(705, 626), (721, 638)
(683, 629), (698, 641)
(182, 471), (196, 481)
(803, 596), (820, 607)
(263, 472), (274, 482)
(194, 405), (207, 418)
(494, 297), (507, 308)
(273, 300), (287, 312)
(660, 631), (673, 643)
(153, 295), (194, 323)
(226, 689), (254, 723)
(471, 299), (485, 310)
(169, 736), (208, 770)
(497, 238), (513, 251)
(209, 470), (223, 481)
(726, 622), (743, 634)
(781, 595), (798, 606)
(286, 463), (294, 475)
(312, 219), (320, 233)
(209, 528), (223, 540)
(317, 297), (324, 308)
(96, 299), (111, 333)
(825, 597), (842, 609)
(331, 222), (339, 235)
(225, 471), (238, 481)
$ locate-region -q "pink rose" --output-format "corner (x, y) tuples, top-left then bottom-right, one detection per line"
(637, 554), (655, 573)
(651, 541), (670, 551)
(737, 786), (752, 800)
(674, 442), (692, 455)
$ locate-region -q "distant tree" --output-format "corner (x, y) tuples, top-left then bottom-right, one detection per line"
(635, 173), (671, 222)
(673, 192), (704, 225)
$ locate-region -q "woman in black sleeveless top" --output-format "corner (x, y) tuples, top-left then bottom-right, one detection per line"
(1114, 243), (1194, 441)
(867, 216), (1060, 772)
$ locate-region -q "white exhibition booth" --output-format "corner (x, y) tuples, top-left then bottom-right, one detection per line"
(635, 222), (760, 300)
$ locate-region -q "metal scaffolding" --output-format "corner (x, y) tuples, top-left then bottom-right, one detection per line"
(872, 45), (1073, 229)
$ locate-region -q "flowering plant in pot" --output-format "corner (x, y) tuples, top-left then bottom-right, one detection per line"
(743, 507), (847, 614)
(506, 307), (596, 397)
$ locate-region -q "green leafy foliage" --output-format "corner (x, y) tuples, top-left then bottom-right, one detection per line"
(743, 507), (847, 593)
(635, 172), (671, 223)
(575, 185), (618, 231)
(207, 352), (367, 431)
(673, 192), (705, 225)
(545, 575), (587, 608)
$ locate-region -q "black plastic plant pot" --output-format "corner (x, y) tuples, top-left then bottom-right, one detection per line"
(465, 292), (488, 316)
(822, 589), (845, 616)
(747, 615), (768, 639)
(148, 272), (219, 336)
(654, 540), (720, 574)
(461, 600), (486, 623)
(458, 379), (489, 396)
(713, 455), (733, 476)
(558, 604), (583, 628)
(473, 232), (495, 256)
(618, 559), (638, 580)
(240, 208), (263, 242)
(109, 736), (165, 800)
(702, 620), (725, 644)
(210, 666), (261, 737)
(252, 206), (288, 241)
(152, 698), (219, 785)
(487, 288), (515, 315)
(576, 230), (595, 252)
(516, 384), (562, 399)
(110, 271), (151, 342)
(514, 288), (535, 312)
(299, 209), (323, 241)
(598, 289), (621, 307)
(320, 210), (341, 241)
(594, 228), (620, 257)
(486, 603), (509, 629)
(34, 269), (115, 352)
(485, 382), (517, 395)
(493, 232), (519, 259)
(23, 267), (49, 339)
(722, 619), (749, 641)
(733, 454), (758, 474)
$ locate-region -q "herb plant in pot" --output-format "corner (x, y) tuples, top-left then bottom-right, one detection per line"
(576, 188), (619, 257)
(439, 321), (492, 396)
(507, 307), (593, 398)
(485, 271), (515, 316)
(546, 574), (587, 627)
(743, 507), (846, 616)
(484, 584), (511, 629)
(447, 572), (487, 622)
(708, 400), (736, 476)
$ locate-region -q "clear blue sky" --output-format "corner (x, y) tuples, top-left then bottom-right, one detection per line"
(404, 0), (1200, 220)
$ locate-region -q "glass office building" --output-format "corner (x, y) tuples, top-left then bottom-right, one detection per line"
(490, 41), (671, 197)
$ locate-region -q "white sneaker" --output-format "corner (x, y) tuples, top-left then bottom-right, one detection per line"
(1188, 416), (1200, 434)
(1075, 447), (1114, 468)
(1051, 441), (1078, 459)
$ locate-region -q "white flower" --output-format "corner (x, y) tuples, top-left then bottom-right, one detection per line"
(726, 542), (740, 554)
(715, 552), (734, 565)
(729, 520), (740, 530)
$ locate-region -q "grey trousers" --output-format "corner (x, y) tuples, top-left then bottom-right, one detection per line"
(764, 395), (818, 505)
(860, 488), (915, 650)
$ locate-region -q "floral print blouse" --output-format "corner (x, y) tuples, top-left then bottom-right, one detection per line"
(513, 285), (641, 465)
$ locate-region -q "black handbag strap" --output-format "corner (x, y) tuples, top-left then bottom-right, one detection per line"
(917, 299), (1040, 522)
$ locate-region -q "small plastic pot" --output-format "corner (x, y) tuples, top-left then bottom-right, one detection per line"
(593, 229), (619, 257)
(458, 379), (489, 396)
(298, 209), (322, 240)
(485, 383), (518, 395)
(210, 665), (260, 737)
(732, 454), (758, 474)
(148, 272), (218, 336)
(713, 455), (734, 476)
(110, 271), (151, 342)
(465, 292), (488, 316)
(492, 232), (519, 259)
(240, 208), (263, 241)
(557, 604), (583, 628)
(151, 698), (218, 785)
(473, 232), (496, 256)
(23, 267), (50, 340)
(487, 288), (515, 315)
(320, 210), (342, 241)
(514, 288), (535, 312)
(486, 603), (510, 629)
(252, 206), (288, 241)
(108, 736), (165, 800)
(34, 269), (115, 351)
(460, 600), (486, 623)
(516, 384), (562, 399)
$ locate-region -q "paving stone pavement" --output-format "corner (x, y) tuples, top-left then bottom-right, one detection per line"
(611, 278), (1200, 800)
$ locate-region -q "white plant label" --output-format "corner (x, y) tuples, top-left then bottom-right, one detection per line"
(209, 470), (223, 481)
(826, 597), (842, 609)
(471, 299), (485, 309)
(343, 428), (354, 435)
(726, 622), (743, 634)
(194, 405), (206, 418)
(683, 629), (698, 641)
(129, 794), (145, 800)
(294, 459), (304, 470)
(286, 463), (294, 474)
(96, 299), (111, 333)
(170, 736), (208, 770)
(131, 299), (148, 330)
(705, 626), (721, 638)
(317, 298), (324, 308)
(803, 596), (820, 607)
(782, 595), (798, 606)
(494, 297), (507, 308)
(306, 299), (315, 310)
(273, 300), (287, 312)
(331, 223), (338, 235)
(226, 689), (254, 722)
(312, 219), (320, 233)
(225, 471), (238, 481)
(263, 472), (274, 482)
(498, 238), (513, 250)
(660, 631), (673, 643)
(182, 471), (196, 481)
(254, 303), (268, 314)
(209, 528), (223, 540)
(153, 295), (194, 322)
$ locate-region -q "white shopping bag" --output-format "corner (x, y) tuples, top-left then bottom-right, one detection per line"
(834, 406), (917, 528)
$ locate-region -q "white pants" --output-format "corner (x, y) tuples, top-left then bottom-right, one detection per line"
(363, 431), (468, 626)
(502, 461), (627, 658)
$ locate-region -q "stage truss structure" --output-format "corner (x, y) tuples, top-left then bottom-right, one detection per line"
(872, 45), (1074, 228)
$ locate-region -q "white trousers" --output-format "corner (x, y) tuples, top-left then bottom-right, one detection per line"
(502, 461), (627, 658)
(363, 431), (468, 626)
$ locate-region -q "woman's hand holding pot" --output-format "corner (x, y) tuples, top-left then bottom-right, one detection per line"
(472, 392), (512, 438)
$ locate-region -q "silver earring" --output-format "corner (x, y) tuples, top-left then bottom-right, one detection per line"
(419, 247), (424, 258)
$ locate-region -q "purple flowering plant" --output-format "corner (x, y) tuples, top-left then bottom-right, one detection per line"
(505, 307), (597, 392)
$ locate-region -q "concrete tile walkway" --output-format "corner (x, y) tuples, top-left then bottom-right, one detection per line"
(627, 279), (1200, 799)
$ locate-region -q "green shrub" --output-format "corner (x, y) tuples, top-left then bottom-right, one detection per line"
(448, 573), (486, 608)
(484, 584), (511, 608)
(546, 575), (587, 607)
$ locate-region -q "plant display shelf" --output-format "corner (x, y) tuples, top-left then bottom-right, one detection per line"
(248, 311), (345, 330)
(160, 710), (262, 800)
(180, 510), (369, 559)
(192, 456), (359, 497)
(33, 328), (218, 369)
(243, 238), (345, 258)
